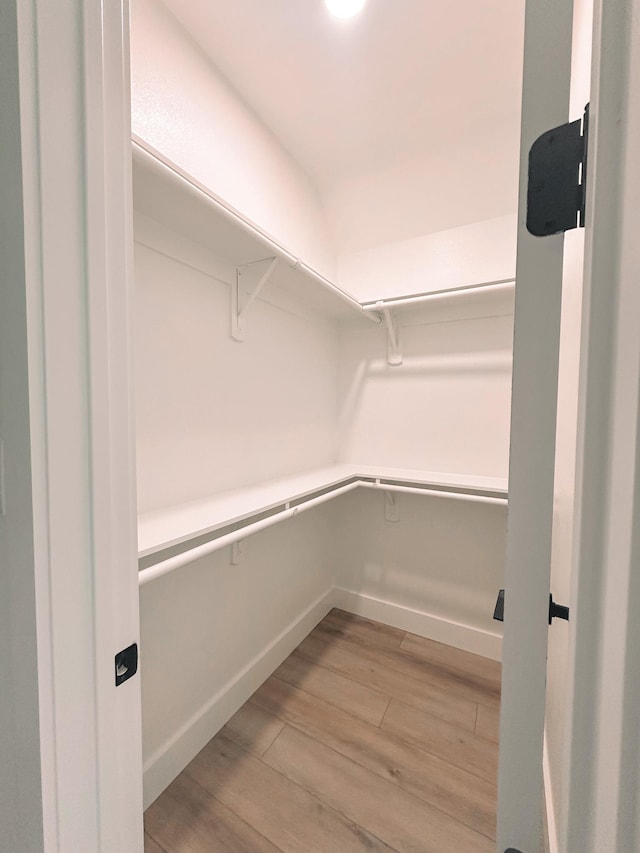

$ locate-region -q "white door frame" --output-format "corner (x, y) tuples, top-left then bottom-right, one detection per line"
(501, 0), (640, 849)
(565, 0), (640, 849)
(2, 1), (143, 850)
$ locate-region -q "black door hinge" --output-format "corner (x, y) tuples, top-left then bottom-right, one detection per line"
(115, 643), (138, 686)
(492, 589), (569, 625)
(527, 103), (589, 236)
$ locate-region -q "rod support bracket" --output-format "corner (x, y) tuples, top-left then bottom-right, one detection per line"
(231, 257), (279, 341)
(377, 303), (403, 365)
(385, 490), (401, 522)
(231, 540), (244, 565)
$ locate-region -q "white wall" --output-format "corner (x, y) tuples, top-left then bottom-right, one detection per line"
(331, 490), (507, 656)
(130, 0), (336, 279)
(134, 214), (340, 514)
(324, 126), (521, 257)
(338, 214), (517, 305)
(338, 302), (514, 479)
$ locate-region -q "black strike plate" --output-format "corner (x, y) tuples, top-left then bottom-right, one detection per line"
(115, 643), (138, 686)
(505, 849), (523, 852)
(549, 594), (570, 624)
(493, 589), (505, 622)
(527, 104), (589, 236)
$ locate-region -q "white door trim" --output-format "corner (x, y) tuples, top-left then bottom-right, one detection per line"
(7, 1), (144, 850)
(565, 0), (640, 849)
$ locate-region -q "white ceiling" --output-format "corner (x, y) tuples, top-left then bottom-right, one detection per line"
(162, 0), (525, 195)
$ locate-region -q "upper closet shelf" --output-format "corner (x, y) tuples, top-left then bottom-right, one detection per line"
(132, 137), (379, 327)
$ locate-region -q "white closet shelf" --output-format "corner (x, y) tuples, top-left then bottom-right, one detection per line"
(353, 465), (508, 495)
(138, 465), (508, 585)
(132, 137), (379, 327)
(138, 464), (357, 559)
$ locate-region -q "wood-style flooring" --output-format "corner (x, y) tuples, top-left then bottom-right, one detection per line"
(144, 608), (501, 853)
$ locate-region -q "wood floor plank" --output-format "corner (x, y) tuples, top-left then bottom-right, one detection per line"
(400, 633), (501, 696)
(309, 622), (500, 708)
(252, 676), (497, 839)
(144, 773), (279, 853)
(381, 699), (499, 785)
(275, 649), (390, 726)
(475, 703), (500, 744)
(144, 834), (166, 853)
(297, 632), (478, 730)
(185, 732), (394, 853)
(221, 701), (285, 757)
(264, 725), (493, 853)
(322, 608), (406, 649)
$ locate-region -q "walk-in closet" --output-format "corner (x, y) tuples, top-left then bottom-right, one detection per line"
(132, 0), (523, 849)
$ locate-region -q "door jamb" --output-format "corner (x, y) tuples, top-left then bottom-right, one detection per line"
(565, 0), (640, 849)
(8, 1), (144, 850)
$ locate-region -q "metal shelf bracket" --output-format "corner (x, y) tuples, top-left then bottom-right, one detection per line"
(376, 303), (403, 365)
(231, 256), (279, 341)
(385, 489), (401, 522)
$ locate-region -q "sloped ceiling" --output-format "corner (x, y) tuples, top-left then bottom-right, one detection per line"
(161, 0), (525, 195)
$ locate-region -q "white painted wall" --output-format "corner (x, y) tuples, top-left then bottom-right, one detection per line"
(324, 130), (521, 256)
(130, 0), (336, 279)
(134, 214), (340, 514)
(338, 303), (514, 479)
(338, 214), (517, 304)
(331, 490), (507, 658)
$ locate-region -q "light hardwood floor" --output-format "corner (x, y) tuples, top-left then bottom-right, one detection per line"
(144, 609), (501, 853)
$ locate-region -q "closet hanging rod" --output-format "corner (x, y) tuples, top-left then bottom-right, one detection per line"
(360, 278), (516, 311)
(132, 138), (380, 325)
(359, 481), (509, 506)
(138, 480), (361, 587)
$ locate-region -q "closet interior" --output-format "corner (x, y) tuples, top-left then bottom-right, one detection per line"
(131, 0), (523, 822)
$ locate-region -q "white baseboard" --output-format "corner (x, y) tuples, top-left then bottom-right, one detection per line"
(142, 587), (335, 808)
(543, 730), (560, 853)
(333, 587), (502, 661)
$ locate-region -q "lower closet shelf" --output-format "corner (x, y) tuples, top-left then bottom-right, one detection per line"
(138, 465), (508, 587)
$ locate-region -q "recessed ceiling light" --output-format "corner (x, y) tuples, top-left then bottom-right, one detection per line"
(325, 0), (368, 20)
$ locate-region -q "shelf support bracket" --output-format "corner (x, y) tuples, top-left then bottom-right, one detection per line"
(384, 489), (401, 522)
(377, 303), (403, 365)
(231, 257), (279, 341)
